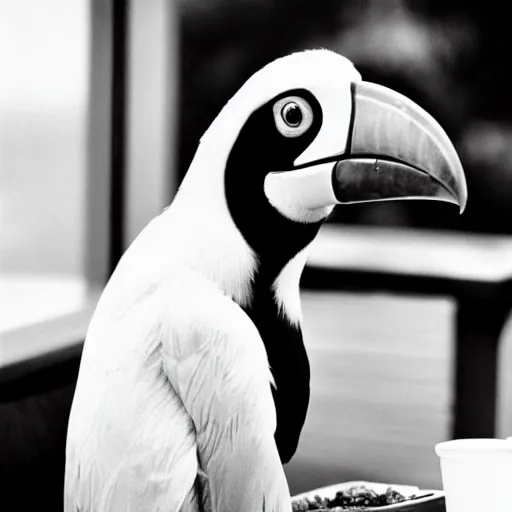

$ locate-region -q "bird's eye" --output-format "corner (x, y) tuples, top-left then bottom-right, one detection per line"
(273, 96), (313, 138)
(282, 103), (302, 127)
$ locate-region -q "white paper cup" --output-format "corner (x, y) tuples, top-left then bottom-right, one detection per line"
(435, 438), (512, 512)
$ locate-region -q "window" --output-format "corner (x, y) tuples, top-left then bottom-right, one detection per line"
(0, 0), (178, 371)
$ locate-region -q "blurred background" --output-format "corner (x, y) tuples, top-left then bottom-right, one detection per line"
(2, 0), (512, 502)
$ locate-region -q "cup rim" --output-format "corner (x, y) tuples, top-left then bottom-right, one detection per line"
(435, 438), (512, 458)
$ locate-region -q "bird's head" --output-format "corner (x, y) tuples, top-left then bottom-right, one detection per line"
(180, 49), (467, 279)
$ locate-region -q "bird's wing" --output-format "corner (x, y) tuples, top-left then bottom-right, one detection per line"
(162, 280), (292, 512)
(64, 275), (202, 512)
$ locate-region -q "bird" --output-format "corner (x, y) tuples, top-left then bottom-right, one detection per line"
(64, 49), (467, 512)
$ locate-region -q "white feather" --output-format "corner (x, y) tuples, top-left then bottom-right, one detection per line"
(65, 268), (288, 512)
(272, 247), (310, 326)
(161, 275), (291, 512)
(65, 274), (201, 512)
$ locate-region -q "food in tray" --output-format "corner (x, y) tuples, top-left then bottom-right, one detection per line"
(292, 484), (409, 510)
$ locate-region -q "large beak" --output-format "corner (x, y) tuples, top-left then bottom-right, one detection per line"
(267, 81), (468, 214)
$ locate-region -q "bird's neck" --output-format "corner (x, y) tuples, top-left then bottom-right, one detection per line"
(167, 201), (307, 324)
(160, 154), (316, 323)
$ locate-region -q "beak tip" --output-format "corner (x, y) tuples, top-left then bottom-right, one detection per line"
(457, 174), (468, 215)
(448, 160), (468, 215)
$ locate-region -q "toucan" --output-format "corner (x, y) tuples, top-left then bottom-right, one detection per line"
(64, 49), (467, 512)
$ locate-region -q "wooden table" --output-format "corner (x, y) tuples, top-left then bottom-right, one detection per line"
(302, 224), (512, 439)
